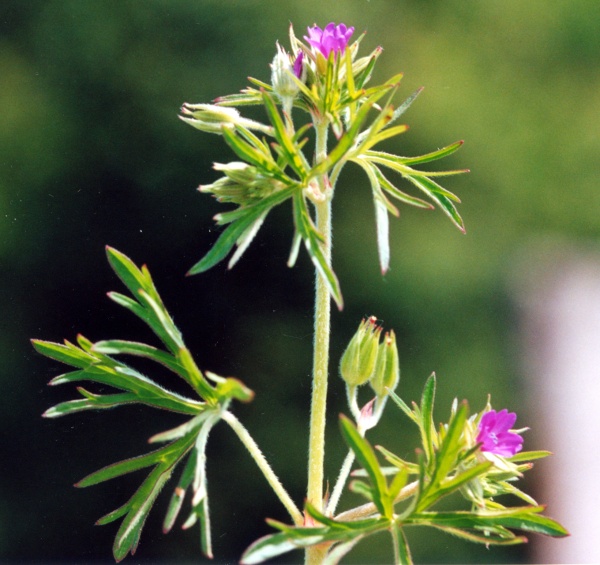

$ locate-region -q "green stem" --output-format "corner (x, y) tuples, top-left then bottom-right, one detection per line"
(222, 411), (303, 525)
(391, 523), (401, 565)
(305, 118), (332, 565)
(306, 119), (331, 511)
(334, 480), (419, 522)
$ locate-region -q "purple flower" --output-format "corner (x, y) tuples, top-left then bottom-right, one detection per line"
(476, 409), (524, 457)
(304, 22), (355, 58)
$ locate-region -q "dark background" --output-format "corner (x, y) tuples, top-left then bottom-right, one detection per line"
(2, 1), (599, 563)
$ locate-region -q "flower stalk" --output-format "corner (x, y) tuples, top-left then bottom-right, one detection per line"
(222, 411), (303, 525)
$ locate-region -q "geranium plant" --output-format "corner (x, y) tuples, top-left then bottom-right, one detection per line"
(33, 22), (567, 564)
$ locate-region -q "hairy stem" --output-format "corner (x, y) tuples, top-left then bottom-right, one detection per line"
(305, 118), (332, 565)
(222, 411), (303, 525)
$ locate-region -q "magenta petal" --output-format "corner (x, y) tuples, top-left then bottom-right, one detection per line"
(304, 22), (354, 58)
(476, 408), (524, 457)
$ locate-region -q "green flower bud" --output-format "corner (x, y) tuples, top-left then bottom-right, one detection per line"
(340, 316), (382, 387)
(179, 103), (272, 135)
(370, 330), (400, 397)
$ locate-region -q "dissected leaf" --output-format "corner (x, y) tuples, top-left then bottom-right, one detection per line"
(188, 185), (296, 275)
(407, 506), (569, 539)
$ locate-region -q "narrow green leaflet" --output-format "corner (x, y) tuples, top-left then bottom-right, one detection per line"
(292, 191), (343, 308)
(112, 464), (177, 562)
(388, 87), (423, 126)
(353, 158), (395, 275)
(76, 431), (197, 488)
(419, 373), (437, 463)
(339, 415), (390, 517)
(397, 140), (464, 165)
(92, 340), (186, 379)
(376, 445), (420, 475)
(387, 389), (420, 424)
(261, 90), (309, 179)
(241, 532), (301, 565)
(106, 246), (148, 300)
(162, 453), (196, 534)
(42, 388), (138, 418)
(44, 352), (204, 416)
(407, 506), (569, 539)
(75, 430), (199, 562)
(105, 247), (187, 355)
(404, 174), (465, 233)
(373, 165), (433, 209)
(430, 400), (469, 483)
(509, 450), (552, 463)
(31, 339), (96, 369)
(322, 538), (363, 565)
(213, 89), (265, 106)
(228, 210), (268, 269)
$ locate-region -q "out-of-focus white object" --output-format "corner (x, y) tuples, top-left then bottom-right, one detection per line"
(518, 249), (600, 564)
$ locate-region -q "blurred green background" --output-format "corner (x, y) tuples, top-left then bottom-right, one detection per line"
(2, 1), (598, 563)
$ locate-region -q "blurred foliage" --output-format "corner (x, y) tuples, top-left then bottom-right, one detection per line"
(2, 0), (598, 562)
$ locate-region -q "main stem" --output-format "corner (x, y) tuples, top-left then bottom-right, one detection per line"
(306, 119), (332, 565)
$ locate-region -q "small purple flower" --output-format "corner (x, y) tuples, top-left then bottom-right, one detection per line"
(304, 22), (355, 58)
(476, 409), (524, 457)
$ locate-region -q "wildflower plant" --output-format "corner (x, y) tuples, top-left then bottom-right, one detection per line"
(33, 22), (567, 564)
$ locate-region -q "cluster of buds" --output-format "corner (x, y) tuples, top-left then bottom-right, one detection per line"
(340, 316), (400, 427)
(268, 22), (383, 136)
(271, 23), (355, 101)
(200, 161), (285, 206)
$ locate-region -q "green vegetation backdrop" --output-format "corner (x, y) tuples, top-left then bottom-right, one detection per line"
(1, 1), (598, 562)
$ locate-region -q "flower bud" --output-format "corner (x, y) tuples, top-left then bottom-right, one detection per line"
(340, 316), (381, 387)
(180, 103), (272, 135)
(180, 103), (242, 133)
(370, 330), (400, 397)
(201, 162), (285, 205)
(271, 43), (302, 105)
